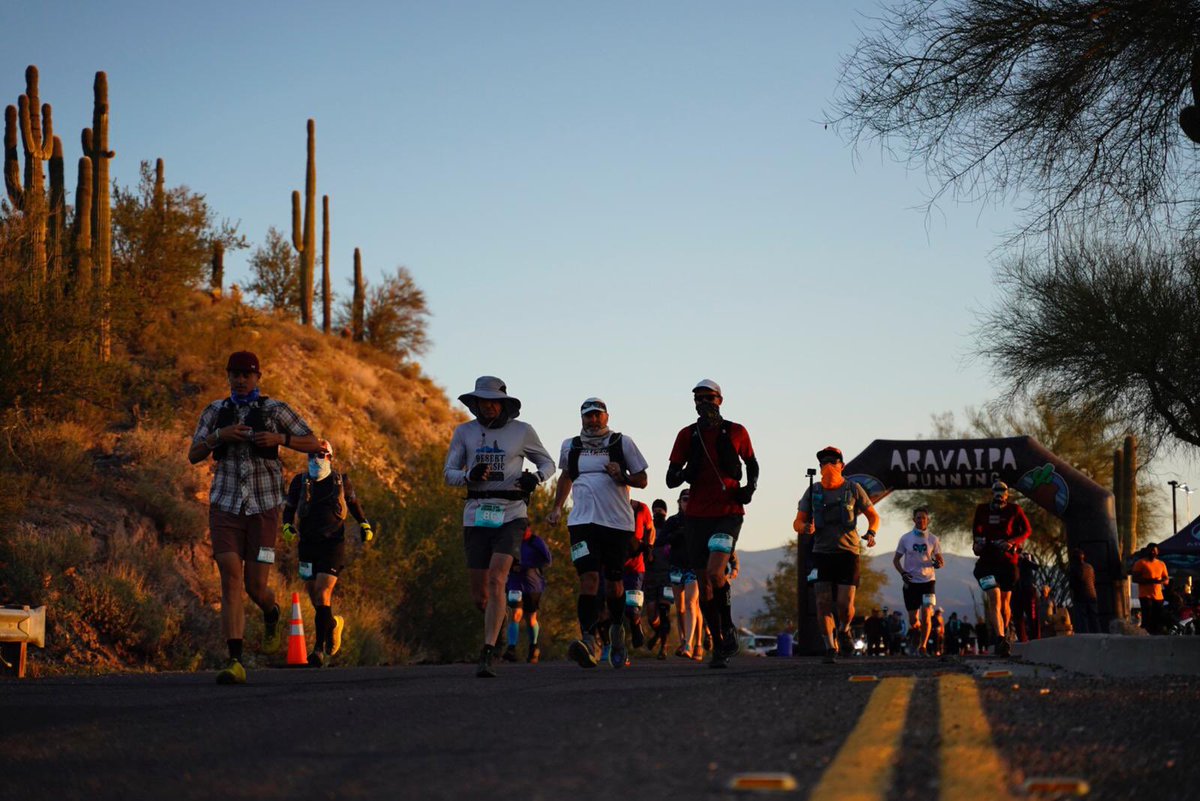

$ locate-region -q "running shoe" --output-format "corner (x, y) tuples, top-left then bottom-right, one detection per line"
(823, 648), (838, 664)
(568, 636), (599, 669)
(837, 631), (854, 657)
(260, 606), (282, 654)
(656, 646), (667, 661)
(609, 623), (627, 669)
(476, 645), (497, 678)
(307, 651), (325, 668)
(718, 626), (741, 659)
(330, 615), (345, 656)
(709, 652), (728, 669)
(600, 644), (611, 664)
(527, 645), (541, 664)
(216, 658), (247, 684)
(501, 645), (518, 663)
(674, 646), (692, 659)
(646, 632), (659, 651)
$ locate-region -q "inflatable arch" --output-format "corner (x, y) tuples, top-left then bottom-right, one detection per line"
(842, 437), (1123, 620)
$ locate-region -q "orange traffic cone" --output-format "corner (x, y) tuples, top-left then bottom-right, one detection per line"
(286, 592), (308, 666)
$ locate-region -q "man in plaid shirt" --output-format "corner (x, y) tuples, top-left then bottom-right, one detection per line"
(189, 351), (320, 684)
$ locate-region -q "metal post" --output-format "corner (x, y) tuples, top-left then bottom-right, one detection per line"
(1169, 480), (1179, 535)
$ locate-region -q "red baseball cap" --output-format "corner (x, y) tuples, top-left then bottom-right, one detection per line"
(226, 351), (261, 374)
(816, 445), (843, 462)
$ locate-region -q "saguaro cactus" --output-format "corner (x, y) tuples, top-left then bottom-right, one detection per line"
(321, 195), (331, 334)
(84, 72), (114, 360)
(1122, 435), (1138, 555)
(152, 157), (164, 214)
(352, 247), (365, 342)
(47, 137), (64, 282)
(291, 119), (316, 326)
(71, 156), (92, 297)
(3, 65), (57, 284)
(211, 241), (224, 294)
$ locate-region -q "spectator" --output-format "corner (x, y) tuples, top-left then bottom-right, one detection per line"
(1013, 554), (1038, 642)
(1068, 549), (1100, 634)
(929, 609), (945, 657)
(1131, 543), (1170, 635)
(945, 612), (962, 655)
(975, 616), (991, 654)
(864, 608), (886, 656)
(1037, 585), (1057, 637)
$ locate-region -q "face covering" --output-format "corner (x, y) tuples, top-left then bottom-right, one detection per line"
(820, 463), (842, 486)
(230, 387), (260, 407)
(580, 420), (612, 448)
(308, 457), (332, 481)
(695, 401), (722, 428)
(991, 494), (1007, 508)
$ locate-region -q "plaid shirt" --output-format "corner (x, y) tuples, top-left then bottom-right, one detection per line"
(192, 396), (313, 515)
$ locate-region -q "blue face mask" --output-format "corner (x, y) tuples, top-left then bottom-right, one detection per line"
(231, 387), (261, 407)
(308, 458), (331, 481)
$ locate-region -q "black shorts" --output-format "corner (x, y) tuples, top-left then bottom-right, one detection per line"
(684, 516), (743, 572)
(973, 555), (1018, 593)
(297, 538), (346, 579)
(506, 589), (542, 614)
(902, 581), (937, 612)
(569, 523), (631, 581)
(813, 550), (860, 587)
(463, 518), (526, 570)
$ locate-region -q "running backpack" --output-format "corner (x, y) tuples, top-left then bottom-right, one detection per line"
(297, 471), (348, 522)
(683, 421), (741, 482)
(567, 432), (627, 480)
(211, 396), (280, 461)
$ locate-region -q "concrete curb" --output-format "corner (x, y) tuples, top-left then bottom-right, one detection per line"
(1011, 634), (1200, 677)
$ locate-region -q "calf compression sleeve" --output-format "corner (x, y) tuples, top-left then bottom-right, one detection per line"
(529, 621), (540, 644)
(507, 621), (519, 647)
(716, 583), (733, 630)
(607, 595), (626, 628)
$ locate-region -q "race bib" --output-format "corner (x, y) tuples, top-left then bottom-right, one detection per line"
(807, 568), (818, 582)
(662, 586), (675, 601)
(978, 575), (997, 591)
(474, 503), (505, 528)
(625, 589), (645, 608)
(669, 569), (684, 584)
(708, 533), (734, 554)
(570, 541), (590, 562)
(507, 589), (523, 604)
(922, 593), (937, 607)
(256, 546), (276, 565)
(298, 561), (313, 580)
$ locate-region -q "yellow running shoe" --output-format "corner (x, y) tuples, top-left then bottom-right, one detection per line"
(260, 605), (282, 654)
(215, 658), (246, 685)
(330, 615), (345, 656)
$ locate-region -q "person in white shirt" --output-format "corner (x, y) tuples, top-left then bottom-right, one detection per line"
(892, 508), (945, 656)
(547, 398), (649, 669)
(444, 376), (556, 678)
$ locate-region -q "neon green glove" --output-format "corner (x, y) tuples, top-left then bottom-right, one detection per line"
(360, 521), (374, 543)
(282, 522), (298, 545)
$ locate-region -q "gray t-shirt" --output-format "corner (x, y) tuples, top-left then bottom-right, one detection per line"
(443, 419), (556, 526)
(798, 480), (874, 555)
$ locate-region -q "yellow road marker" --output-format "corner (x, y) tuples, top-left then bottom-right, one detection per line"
(1022, 777), (1090, 796)
(939, 673), (1019, 800)
(809, 676), (915, 801)
(848, 675), (879, 682)
(728, 773), (798, 791)
(981, 669), (1013, 678)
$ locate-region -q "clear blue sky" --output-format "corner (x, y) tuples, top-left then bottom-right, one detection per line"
(5, 1), (1189, 551)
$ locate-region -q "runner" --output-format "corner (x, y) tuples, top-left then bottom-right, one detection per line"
(794, 445), (880, 663)
(281, 439), (373, 666)
(621, 498), (656, 659)
(891, 507), (944, 657)
(971, 481), (1032, 657)
(665, 379), (759, 668)
(188, 351), (320, 684)
(665, 490), (703, 660)
(547, 397), (649, 670)
(643, 499), (675, 660)
(502, 526), (553, 663)
(444, 376), (555, 678)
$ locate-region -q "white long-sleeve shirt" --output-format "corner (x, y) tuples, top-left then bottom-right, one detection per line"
(444, 419), (556, 526)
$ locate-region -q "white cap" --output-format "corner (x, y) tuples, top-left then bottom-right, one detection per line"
(580, 397), (608, 414)
(692, 379), (722, 396)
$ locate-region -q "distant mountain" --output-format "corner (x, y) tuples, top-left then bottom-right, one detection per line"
(731, 547), (985, 630)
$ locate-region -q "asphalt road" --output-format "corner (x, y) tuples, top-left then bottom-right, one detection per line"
(2, 655), (1196, 800)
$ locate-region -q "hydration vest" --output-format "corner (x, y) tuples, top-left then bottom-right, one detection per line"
(567, 432), (627, 480)
(811, 481), (858, 528)
(211, 397), (280, 461)
(297, 471), (348, 522)
(683, 421), (741, 482)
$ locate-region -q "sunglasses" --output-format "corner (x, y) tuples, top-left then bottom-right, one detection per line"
(310, 451), (331, 459)
(818, 457), (841, 466)
(694, 394), (721, 402)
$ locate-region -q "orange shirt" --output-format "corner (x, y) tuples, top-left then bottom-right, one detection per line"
(624, 500), (656, 574)
(1132, 558), (1169, 600)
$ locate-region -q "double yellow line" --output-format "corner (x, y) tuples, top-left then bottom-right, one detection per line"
(808, 674), (1017, 801)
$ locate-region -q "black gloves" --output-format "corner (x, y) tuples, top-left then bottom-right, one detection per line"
(516, 471), (540, 493)
(468, 463), (489, 482)
(735, 484), (756, 504)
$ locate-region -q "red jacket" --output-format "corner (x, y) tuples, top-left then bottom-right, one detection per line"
(972, 502), (1031, 563)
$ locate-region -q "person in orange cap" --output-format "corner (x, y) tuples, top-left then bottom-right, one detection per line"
(282, 439), (374, 666)
(794, 445), (880, 663)
(188, 351), (321, 684)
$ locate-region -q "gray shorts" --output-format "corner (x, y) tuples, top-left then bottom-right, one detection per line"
(463, 518), (526, 570)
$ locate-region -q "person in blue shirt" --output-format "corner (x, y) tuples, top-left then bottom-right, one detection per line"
(502, 526), (553, 664)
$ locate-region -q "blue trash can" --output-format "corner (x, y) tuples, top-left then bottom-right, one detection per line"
(776, 632), (793, 658)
